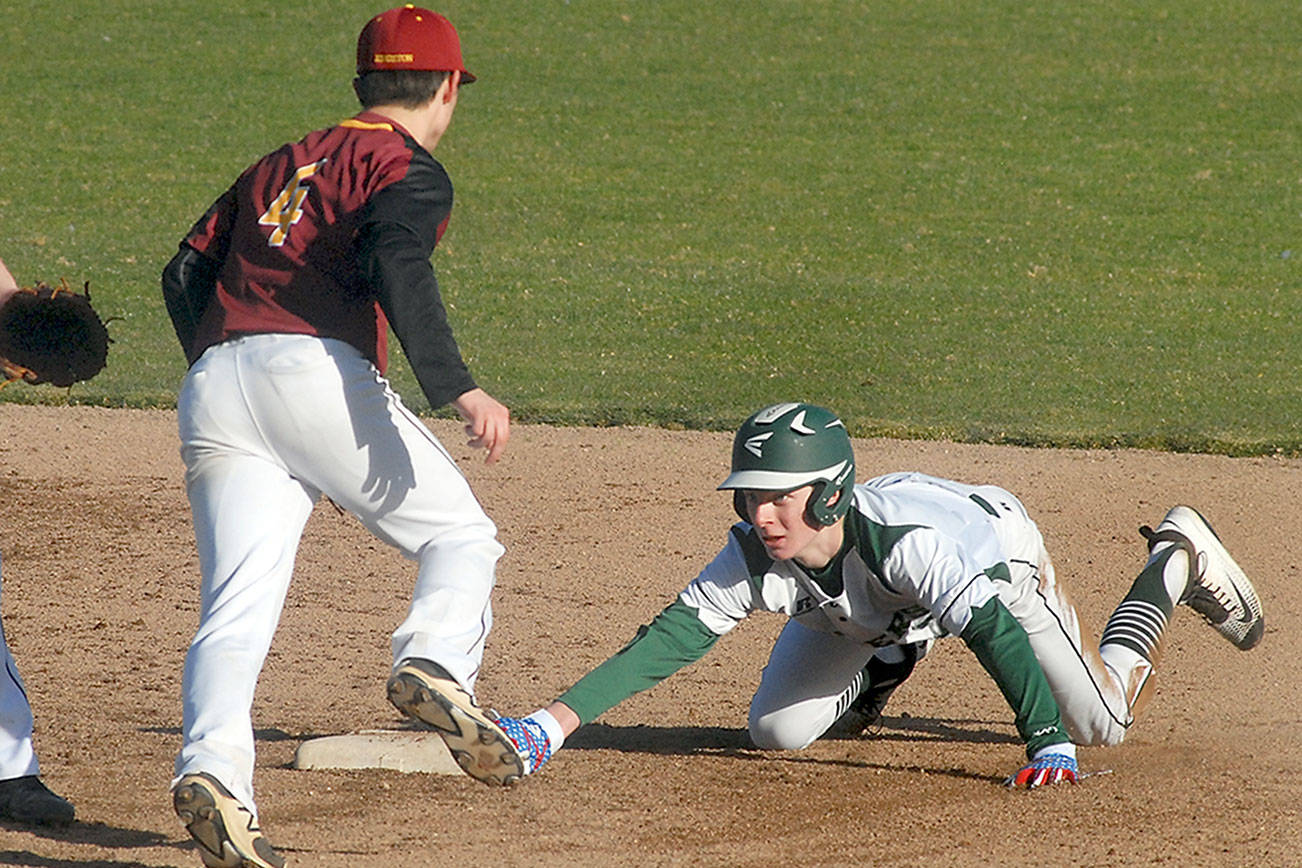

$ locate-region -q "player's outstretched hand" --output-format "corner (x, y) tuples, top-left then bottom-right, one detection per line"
(1005, 749), (1079, 789)
(453, 387), (511, 464)
(491, 714), (553, 777)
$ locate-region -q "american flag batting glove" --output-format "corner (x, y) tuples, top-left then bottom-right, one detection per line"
(1006, 750), (1079, 789)
(493, 715), (553, 776)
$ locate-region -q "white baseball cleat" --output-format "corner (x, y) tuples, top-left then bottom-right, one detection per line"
(1141, 505), (1265, 650)
(172, 773), (285, 868)
(386, 658), (526, 786)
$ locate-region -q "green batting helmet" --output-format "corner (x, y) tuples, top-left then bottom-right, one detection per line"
(718, 402), (855, 526)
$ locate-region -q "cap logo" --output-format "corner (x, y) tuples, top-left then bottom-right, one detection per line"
(743, 432), (773, 458)
(374, 52), (414, 63)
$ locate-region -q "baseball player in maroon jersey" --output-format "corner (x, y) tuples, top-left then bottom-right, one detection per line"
(162, 8), (523, 866)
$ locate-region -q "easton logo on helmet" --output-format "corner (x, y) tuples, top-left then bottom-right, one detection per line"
(743, 432), (772, 458)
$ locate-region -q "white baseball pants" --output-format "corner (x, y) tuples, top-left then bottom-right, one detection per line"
(0, 554), (39, 781)
(173, 334), (504, 811)
(749, 494), (1137, 750)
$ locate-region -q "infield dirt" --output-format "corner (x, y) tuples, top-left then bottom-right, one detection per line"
(0, 404), (1297, 867)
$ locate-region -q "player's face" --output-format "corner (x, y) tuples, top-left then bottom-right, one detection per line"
(743, 486), (828, 565)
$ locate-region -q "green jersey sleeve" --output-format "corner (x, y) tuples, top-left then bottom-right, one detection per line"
(960, 597), (1071, 757)
(556, 599), (721, 725)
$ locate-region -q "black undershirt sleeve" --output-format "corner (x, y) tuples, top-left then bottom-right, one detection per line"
(161, 243), (221, 364)
(162, 187), (236, 365)
(357, 151), (476, 409)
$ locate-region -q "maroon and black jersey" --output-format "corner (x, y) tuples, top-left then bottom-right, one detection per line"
(162, 111), (476, 408)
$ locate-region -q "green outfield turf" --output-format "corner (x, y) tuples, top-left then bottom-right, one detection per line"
(0, 0), (1297, 454)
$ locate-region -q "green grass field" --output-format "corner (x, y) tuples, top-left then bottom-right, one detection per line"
(1, 1), (1297, 454)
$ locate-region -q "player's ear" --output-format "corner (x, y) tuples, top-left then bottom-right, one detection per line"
(441, 71), (461, 104)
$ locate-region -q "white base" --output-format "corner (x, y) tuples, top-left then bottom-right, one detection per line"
(293, 730), (463, 775)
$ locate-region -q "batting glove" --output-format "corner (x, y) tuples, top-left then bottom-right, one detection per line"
(492, 715), (553, 776)
(1006, 746), (1079, 789)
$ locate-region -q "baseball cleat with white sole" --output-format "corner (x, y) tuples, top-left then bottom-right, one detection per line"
(172, 773), (285, 868)
(386, 657), (526, 786)
(1141, 505), (1265, 650)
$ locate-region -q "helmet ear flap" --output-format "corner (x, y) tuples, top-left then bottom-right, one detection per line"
(806, 481), (839, 526)
(807, 469), (855, 526)
(733, 490), (749, 523)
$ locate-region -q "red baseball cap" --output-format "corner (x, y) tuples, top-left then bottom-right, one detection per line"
(356, 5), (476, 82)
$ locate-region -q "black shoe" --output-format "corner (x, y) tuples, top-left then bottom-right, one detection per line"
(826, 642), (924, 738)
(0, 775), (75, 826)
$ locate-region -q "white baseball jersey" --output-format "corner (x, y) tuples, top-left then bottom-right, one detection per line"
(683, 472), (1012, 646)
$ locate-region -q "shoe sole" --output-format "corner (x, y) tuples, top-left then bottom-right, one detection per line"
(387, 670), (525, 786)
(1166, 505), (1265, 650)
(172, 775), (285, 868)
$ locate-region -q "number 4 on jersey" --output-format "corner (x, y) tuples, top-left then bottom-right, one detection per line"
(258, 159), (327, 247)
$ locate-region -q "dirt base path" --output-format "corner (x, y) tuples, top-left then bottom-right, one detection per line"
(0, 404), (1297, 866)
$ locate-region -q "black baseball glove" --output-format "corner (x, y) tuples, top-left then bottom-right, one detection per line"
(0, 279), (110, 388)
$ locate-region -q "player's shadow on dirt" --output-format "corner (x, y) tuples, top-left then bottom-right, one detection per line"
(0, 850), (160, 868)
(142, 725), (300, 742)
(862, 713), (1023, 746)
(566, 714), (1020, 755)
(565, 718), (1012, 783)
(0, 813), (248, 866)
(0, 820), (189, 867)
(566, 723), (752, 753)
(0, 821), (168, 850)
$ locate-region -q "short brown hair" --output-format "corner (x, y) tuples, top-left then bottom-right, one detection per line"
(353, 69), (450, 109)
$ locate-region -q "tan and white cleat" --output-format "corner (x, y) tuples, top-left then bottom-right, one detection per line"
(172, 773), (285, 868)
(386, 658), (526, 785)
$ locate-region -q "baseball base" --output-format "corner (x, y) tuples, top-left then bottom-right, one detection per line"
(293, 730), (463, 775)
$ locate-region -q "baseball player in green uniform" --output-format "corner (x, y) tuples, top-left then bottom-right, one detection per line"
(477, 403), (1264, 788)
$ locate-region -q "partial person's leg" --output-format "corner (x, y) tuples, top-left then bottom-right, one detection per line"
(825, 641), (928, 738)
(0, 556), (37, 781)
(175, 452), (315, 808)
(1098, 505), (1265, 723)
(749, 620), (877, 750)
(263, 339), (504, 693)
(985, 490), (1132, 746)
(174, 339), (318, 811)
(0, 555), (73, 825)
